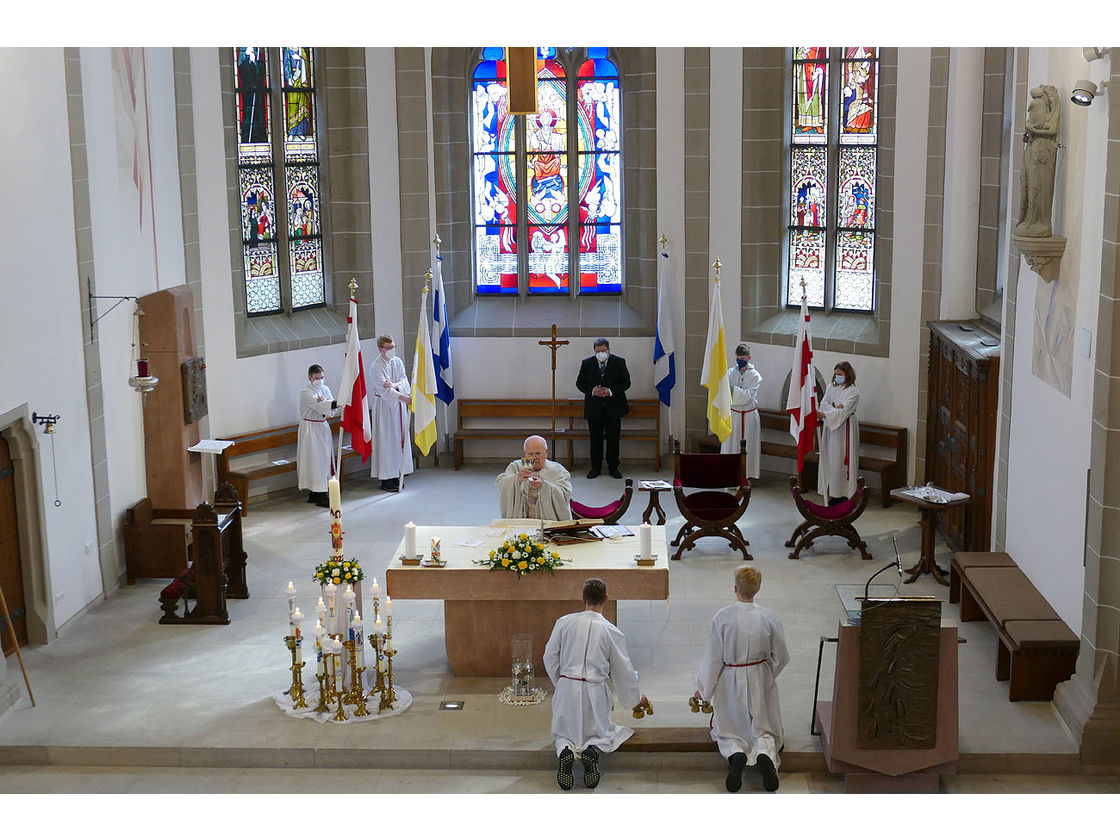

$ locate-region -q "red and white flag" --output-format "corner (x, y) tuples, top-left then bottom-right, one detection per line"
(785, 295), (818, 472)
(337, 296), (372, 464)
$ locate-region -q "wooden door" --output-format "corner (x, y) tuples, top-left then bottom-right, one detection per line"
(0, 435), (28, 655)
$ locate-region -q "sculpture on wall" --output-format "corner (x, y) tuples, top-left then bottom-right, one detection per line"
(1015, 85), (1060, 238)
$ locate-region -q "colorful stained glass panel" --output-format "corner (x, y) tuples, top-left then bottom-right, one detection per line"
(239, 168), (277, 244)
(473, 153), (517, 227)
(577, 224), (621, 293)
(285, 166), (320, 239)
(577, 153), (621, 225)
(790, 147), (828, 228)
(793, 48), (828, 142)
(235, 47), (270, 157)
(290, 239), (325, 309)
(834, 230), (874, 311)
(528, 225), (570, 294)
(475, 228), (519, 295)
(837, 147), (876, 229)
(841, 48), (878, 144)
(244, 243), (281, 314)
(576, 73), (620, 152)
(788, 229), (825, 308)
(472, 72), (514, 154)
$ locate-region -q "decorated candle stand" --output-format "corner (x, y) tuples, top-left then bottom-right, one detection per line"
(273, 477), (411, 722)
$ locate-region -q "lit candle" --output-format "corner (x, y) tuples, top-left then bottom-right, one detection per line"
(328, 477), (341, 512)
(325, 582), (336, 616)
(374, 617), (383, 637)
(315, 620), (326, 676)
(287, 581), (296, 625)
(639, 522), (652, 559)
(371, 577), (380, 597)
(385, 596), (392, 619)
(316, 597), (326, 627)
(404, 522), (417, 558)
(343, 585), (356, 640)
(331, 636), (343, 692)
(352, 613), (364, 669)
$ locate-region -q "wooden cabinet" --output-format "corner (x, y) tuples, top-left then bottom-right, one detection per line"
(924, 320), (1000, 552)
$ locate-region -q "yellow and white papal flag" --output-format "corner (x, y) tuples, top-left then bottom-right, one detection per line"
(700, 272), (732, 442)
(411, 285), (438, 456)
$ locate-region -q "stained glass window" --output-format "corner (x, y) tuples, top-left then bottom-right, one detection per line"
(234, 47), (326, 315)
(787, 47), (878, 312)
(471, 47), (623, 296)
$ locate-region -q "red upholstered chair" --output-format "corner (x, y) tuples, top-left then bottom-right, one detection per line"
(785, 476), (872, 560)
(570, 478), (633, 525)
(670, 440), (752, 562)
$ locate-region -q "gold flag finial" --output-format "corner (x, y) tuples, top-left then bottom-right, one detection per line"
(348, 277), (358, 293)
(658, 233), (667, 248)
(713, 257), (722, 279)
(433, 233), (442, 250)
(423, 269), (432, 293)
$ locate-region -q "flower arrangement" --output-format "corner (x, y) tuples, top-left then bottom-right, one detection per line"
(313, 558), (364, 586)
(475, 533), (565, 578)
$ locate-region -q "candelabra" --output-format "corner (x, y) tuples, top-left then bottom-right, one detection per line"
(283, 635), (308, 709)
(331, 647), (348, 721)
(380, 644), (398, 713)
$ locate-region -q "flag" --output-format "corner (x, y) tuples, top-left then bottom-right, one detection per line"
(785, 295), (818, 472)
(411, 286), (438, 457)
(700, 275), (732, 443)
(431, 253), (454, 405)
(337, 295), (372, 463)
(653, 249), (676, 407)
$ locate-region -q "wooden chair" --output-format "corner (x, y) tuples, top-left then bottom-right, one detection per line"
(571, 478), (633, 525)
(785, 476), (872, 560)
(670, 440), (751, 562)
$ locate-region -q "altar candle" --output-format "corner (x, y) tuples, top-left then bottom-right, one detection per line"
(317, 597), (326, 626)
(325, 582), (337, 617)
(374, 617), (383, 637)
(404, 522), (417, 558)
(639, 522), (652, 559)
(352, 613), (364, 669)
(314, 621), (326, 676)
(343, 585), (356, 639)
(292, 608), (304, 656)
(328, 477), (341, 512)
(371, 577), (380, 598)
(331, 636), (343, 691)
(385, 596), (392, 619)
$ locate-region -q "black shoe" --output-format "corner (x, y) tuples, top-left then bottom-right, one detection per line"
(380, 479), (399, 492)
(556, 747), (575, 790)
(608, 466), (622, 479)
(581, 744), (601, 789)
(586, 467), (601, 479)
(757, 753), (779, 791)
(315, 493), (329, 508)
(307, 492), (317, 504)
(726, 752), (747, 792)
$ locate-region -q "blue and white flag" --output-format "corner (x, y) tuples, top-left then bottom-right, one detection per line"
(430, 253), (454, 405)
(653, 249), (676, 406)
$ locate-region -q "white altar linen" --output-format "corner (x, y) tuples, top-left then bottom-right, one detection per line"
(272, 685), (412, 724)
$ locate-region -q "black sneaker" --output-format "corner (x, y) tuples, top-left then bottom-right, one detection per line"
(556, 747), (575, 790)
(581, 744), (601, 788)
(380, 479), (400, 492)
(757, 753), (779, 791)
(307, 492), (317, 504)
(725, 752), (747, 792)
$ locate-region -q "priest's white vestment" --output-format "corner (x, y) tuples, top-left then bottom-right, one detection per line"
(721, 362), (763, 478)
(695, 601), (789, 766)
(495, 458), (573, 520)
(297, 381), (339, 493)
(369, 354), (415, 480)
(543, 610), (642, 756)
(817, 381), (860, 500)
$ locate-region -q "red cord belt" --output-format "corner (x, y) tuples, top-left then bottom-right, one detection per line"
(723, 659), (767, 667)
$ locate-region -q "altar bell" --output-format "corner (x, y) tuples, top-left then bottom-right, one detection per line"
(496, 435), (572, 521)
(694, 565), (789, 792)
(543, 578), (647, 790)
(297, 363), (339, 507)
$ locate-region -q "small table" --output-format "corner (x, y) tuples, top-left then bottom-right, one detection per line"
(638, 480), (671, 524)
(188, 439), (234, 502)
(889, 487), (970, 586)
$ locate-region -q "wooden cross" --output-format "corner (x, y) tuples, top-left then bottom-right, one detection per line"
(539, 323), (569, 443)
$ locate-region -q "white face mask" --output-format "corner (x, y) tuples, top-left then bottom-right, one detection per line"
(380, 348), (395, 360)
(834, 374), (846, 386)
(311, 377), (325, 389)
(595, 351), (609, 364)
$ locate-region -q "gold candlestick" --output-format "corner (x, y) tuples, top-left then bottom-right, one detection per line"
(284, 635), (308, 709)
(345, 639), (362, 705)
(352, 667), (370, 717)
(384, 644), (398, 707)
(315, 673), (330, 713)
(331, 650), (347, 721)
(367, 632), (387, 698)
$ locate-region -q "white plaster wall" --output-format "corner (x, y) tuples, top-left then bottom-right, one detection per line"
(941, 47), (983, 319)
(1002, 47), (1106, 632)
(710, 48), (743, 361)
(0, 49), (99, 626)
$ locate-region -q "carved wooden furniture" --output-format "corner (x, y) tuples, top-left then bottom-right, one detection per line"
(757, 408), (907, 508)
(889, 487), (971, 585)
(122, 497), (194, 584)
(216, 418), (362, 515)
(785, 476), (872, 560)
(570, 477), (633, 525)
(453, 398), (662, 471)
(925, 320), (1000, 552)
(957, 563), (1079, 701)
(670, 440), (751, 562)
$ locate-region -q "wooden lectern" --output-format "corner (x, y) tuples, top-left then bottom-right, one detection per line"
(814, 596), (958, 793)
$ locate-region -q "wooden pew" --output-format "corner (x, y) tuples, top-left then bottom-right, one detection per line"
(757, 408), (907, 507)
(122, 498), (193, 584)
(216, 418), (362, 515)
(453, 398), (662, 471)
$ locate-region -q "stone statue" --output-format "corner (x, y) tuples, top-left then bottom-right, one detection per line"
(1015, 84), (1060, 238)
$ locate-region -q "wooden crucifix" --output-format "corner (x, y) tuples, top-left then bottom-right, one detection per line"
(539, 323), (569, 447)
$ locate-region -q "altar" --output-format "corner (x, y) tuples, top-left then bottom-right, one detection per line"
(385, 524), (670, 676)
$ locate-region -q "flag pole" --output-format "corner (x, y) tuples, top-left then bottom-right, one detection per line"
(434, 235), (451, 458)
(659, 234), (673, 451)
(336, 278), (358, 479)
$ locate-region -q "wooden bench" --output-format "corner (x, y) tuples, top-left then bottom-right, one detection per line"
(453, 398), (662, 471)
(122, 497), (194, 584)
(216, 418), (362, 515)
(757, 408), (907, 508)
(949, 550), (1017, 603)
(958, 562), (1079, 701)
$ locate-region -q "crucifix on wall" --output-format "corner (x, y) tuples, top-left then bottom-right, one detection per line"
(538, 323), (569, 446)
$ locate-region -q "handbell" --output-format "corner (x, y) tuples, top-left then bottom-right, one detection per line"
(689, 696), (712, 714)
(632, 697), (654, 719)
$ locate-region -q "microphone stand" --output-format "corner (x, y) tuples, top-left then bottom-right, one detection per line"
(863, 535), (904, 601)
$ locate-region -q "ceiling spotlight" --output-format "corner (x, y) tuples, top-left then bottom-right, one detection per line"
(1071, 79), (1109, 106)
(1082, 47), (1110, 62)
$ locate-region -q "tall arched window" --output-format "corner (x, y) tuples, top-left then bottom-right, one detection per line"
(471, 47), (623, 296)
(787, 47), (878, 312)
(234, 47), (326, 315)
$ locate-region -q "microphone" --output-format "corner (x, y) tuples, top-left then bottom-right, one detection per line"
(892, 534), (903, 578)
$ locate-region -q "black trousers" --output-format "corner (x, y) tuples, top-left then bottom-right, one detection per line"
(588, 415), (621, 469)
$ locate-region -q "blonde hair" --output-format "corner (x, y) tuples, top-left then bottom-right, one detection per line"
(735, 565), (762, 599)
(377, 334), (394, 348)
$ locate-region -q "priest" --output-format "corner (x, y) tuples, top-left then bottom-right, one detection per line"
(369, 334), (414, 493)
(496, 435), (572, 520)
(297, 364), (339, 507)
(694, 565), (789, 793)
(543, 578), (647, 790)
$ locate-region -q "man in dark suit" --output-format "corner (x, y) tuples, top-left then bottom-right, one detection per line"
(576, 338), (631, 479)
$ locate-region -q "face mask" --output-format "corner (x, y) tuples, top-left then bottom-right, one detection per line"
(595, 351), (609, 364)
(380, 349), (395, 360)
(834, 374), (846, 386)
(736, 359), (749, 369)
(311, 378), (324, 389)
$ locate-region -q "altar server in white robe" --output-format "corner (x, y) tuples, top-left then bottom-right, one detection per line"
(297, 364), (339, 507)
(544, 578), (647, 790)
(721, 343), (763, 478)
(496, 435), (573, 520)
(369, 334), (414, 493)
(816, 360), (860, 505)
(695, 565), (789, 792)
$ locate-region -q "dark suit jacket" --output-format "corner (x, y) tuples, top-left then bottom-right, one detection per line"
(576, 354), (631, 421)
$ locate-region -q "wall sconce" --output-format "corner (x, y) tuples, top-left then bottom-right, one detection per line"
(1082, 47), (1110, 62)
(1071, 79), (1110, 106)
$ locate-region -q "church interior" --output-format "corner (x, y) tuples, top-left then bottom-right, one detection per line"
(2, 24), (1120, 819)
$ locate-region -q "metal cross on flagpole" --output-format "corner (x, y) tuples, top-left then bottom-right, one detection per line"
(538, 324), (569, 453)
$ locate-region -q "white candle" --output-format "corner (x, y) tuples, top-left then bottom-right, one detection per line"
(371, 577), (380, 597)
(374, 617), (383, 637)
(639, 522), (652, 559)
(385, 596), (392, 619)
(316, 597), (326, 626)
(352, 613), (364, 669)
(343, 586), (355, 639)
(314, 621), (325, 676)
(292, 608), (303, 657)
(328, 477), (341, 512)
(330, 637), (343, 692)
(325, 582), (336, 616)
(404, 522), (417, 558)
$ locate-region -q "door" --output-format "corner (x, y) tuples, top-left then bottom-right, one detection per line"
(0, 435), (28, 655)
